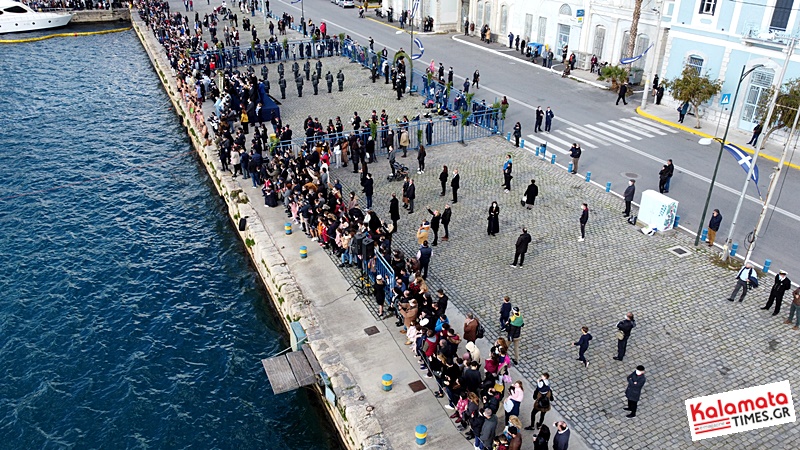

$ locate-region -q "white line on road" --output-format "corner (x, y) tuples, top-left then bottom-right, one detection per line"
(584, 124), (632, 143)
(563, 127), (604, 147)
(627, 116), (678, 133)
(527, 135), (568, 154)
(620, 118), (667, 135)
(601, 121), (655, 138)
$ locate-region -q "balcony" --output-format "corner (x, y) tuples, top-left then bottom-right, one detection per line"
(741, 28), (793, 49)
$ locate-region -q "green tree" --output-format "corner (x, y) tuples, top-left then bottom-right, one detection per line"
(755, 78), (800, 143)
(598, 65), (629, 92)
(663, 65), (722, 129)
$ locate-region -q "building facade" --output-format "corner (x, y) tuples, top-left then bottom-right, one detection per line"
(380, 0), (461, 32)
(662, 0), (800, 131)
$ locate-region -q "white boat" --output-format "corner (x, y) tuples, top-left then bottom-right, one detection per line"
(0, 0), (72, 34)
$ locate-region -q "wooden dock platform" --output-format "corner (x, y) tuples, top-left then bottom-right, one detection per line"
(261, 344), (322, 394)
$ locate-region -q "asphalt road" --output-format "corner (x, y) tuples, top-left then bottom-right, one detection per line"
(277, 0), (800, 274)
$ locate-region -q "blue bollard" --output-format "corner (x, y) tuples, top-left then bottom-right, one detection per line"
(535, 146), (540, 156)
(585, 172), (591, 182)
(300, 246), (308, 259)
(551, 154), (556, 164)
(730, 243), (739, 257)
(415, 425), (428, 445)
(764, 259), (772, 273)
(701, 228), (708, 242)
(606, 182), (612, 192)
(506, 132), (511, 141)
(382, 374), (393, 391)
(285, 222), (293, 235)
(568, 162), (573, 173)
(520, 138), (525, 148)
(674, 215), (680, 228)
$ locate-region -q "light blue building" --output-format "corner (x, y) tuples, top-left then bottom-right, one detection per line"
(661, 0), (800, 132)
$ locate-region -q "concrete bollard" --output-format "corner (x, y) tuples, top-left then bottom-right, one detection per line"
(551, 154), (556, 165)
(285, 222), (293, 235)
(606, 182), (612, 192)
(585, 172), (592, 182)
(568, 163), (573, 173)
(520, 138), (525, 148)
(730, 243), (739, 257)
(701, 228), (708, 242)
(300, 246), (308, 259)
(764, 259), (772, 274)
(415, 424), (428, 445)
(382, 374), (393, 391)
(506, 132), (511, 141)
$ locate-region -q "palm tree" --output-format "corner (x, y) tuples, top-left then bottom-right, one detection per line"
(626, 0), (643, 59)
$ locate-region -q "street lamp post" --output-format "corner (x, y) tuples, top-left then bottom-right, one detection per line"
(640, 0), (664, 110)
(694, 64), (764, 246)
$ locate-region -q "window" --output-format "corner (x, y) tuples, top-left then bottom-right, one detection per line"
(500, 5), (508, 35)
(698, 0), (717, 15)
(593, 26), (606, 59)
(484, 2), (492, 29)
(620, 31), (631, 60)
(537, 16), (547, 44)
(477, 2), (483, 28)
(559, 4), (572, 16)
(4, 5), (27, 13)
(687, 55), (704, 75)
(633, 34), (650, 69)
(770, 0), (794, 31)
(557, 24), (570, 49)
(524, 14), (533, 41)
(742, 68), (775, 123)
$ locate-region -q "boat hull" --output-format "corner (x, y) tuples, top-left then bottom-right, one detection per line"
(0, 12), (73, 34)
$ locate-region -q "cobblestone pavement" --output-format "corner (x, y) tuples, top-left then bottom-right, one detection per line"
(193, 9), (800, 447)
(329, 138), (800, 449)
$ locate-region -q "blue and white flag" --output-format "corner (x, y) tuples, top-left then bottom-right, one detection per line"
(291, 0), (302, 4)
(724, 143), (761, 195)
(412, 38), (424, 60)
(410, 0), (420, 19)
(620, 44), (653, 65)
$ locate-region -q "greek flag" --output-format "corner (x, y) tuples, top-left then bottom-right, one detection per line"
(291, 0), (302, 4)
(410, 0), (420, 19)
(412, 38), (424, 60)
(725, 143), (762, 195)
(619, 44), (654, 65)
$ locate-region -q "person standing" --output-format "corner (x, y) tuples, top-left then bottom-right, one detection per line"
(487, 201), (500, 236)
(507, 426), (522, 450)
(664, 159), (675, 192)
(678, 101), (689, 123)
(532, 424), (551, 450)
(451, 169), (460, 203)
(362, 172), (374, 209)
(616, 83), (629, 105)
(523, 180), (538, 209)
(569, 143), (581, 174)
(406, 178), (416, 214)
(526, 373), (552, 430)
(623, 179), (635, 217)
(572, 326), (592, 368)
(417, 144), (426, 174)
(748, 122), (763, 146)
(625, 366), (647, 418)
(463, 312), (479, 343)
(441, 205), (452, 241)
(472, 70), (480, 89)
(502, 155), (513, 192)
(614, 312), (636, 361)
(762, 270), (792, 316)
(477, 408), (498, 450)
(513, 122), (522, 147)
(707, 209), (722, 246)
(728, 262), (755, 302)
(508, 32), (514, 48)
(389, 193), (400, 232)
(534, 107), (543, 133)
(544, 107), (554, 132)
(507, 306), (524, 364)
(510, 227), (531, 268)
(374, 274), (387, 317)
(417, 240), (432, 279)
(552, 421), (570, 450)
(426, 207), (441, 246)
(784, 287), (800, 330)
(431, 164), (446, 196)
(655, 85), (665, 104)
(499, 296), (512, 331)
(579, 203), (589, 242)
(658, 164), (669, 194)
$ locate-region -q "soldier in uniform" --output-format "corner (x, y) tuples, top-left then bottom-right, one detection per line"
(371, 56), (378, 83)
(278, 76), (287, 99)
(291, 61), (299, 77)
(315, 60), (323, 79)
(336, 69), (345, 91)
(303, 60), (311, 81)
(311, 72), (319, 95)
(261, 65), (268, 80)
(263, 78), (271, 95)
(325, 71), (334, 93)
(277, 62), (284, 79)
(295, 73), (304, 97)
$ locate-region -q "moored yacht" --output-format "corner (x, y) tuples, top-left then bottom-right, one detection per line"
(0, 0), (72, 34)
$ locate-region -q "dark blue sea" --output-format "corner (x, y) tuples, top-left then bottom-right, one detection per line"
(0, 28), (341, 449)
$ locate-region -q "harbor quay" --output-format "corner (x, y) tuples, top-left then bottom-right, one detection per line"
(131, 1), (800, 449)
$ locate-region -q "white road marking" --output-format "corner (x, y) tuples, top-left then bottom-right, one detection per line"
(563, 127), (606, 147)
(584, 124), (633, 143)
(627, 116), (678, 133)
(620, 118), (667, 135)
(604, 120), (655, 138)
(527, 135), (568, 154)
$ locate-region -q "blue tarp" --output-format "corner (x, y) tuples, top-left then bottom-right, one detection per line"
(257, 82), (281, 122)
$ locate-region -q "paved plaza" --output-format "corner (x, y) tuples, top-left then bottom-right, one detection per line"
(191, 8), (800, 448)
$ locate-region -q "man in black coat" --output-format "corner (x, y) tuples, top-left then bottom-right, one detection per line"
(617, 82), (629, 105)
(707, 209), (722, 246)
(762, 270), (792, 316)
(451, 169), (460, 203)
(534, 106), (544, 132)
(510, 227), (532, 268)
(523, 180), (538, 209)
(441, 205), (451, 241)
(406, 179), (416, 214)
(389, 193), (400, 232)
(625, 366), (646, 418)
(325, 71), (334, 93)
(417, 240), (432, 279)
(614, 312), (636, 361)
(361, 172), (374, 209)
(623, 179), (635, 217)
(426, 208), (441, 246)
(569, 143), (582, 174)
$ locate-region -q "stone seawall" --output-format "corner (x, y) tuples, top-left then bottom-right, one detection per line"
(129, 15), (387, 450)
(71, 8), (130, 23)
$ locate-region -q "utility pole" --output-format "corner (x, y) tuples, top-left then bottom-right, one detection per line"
(743, 105), (800, 263)
(640, 0), (664, 110)
(722, 37), (796, 261)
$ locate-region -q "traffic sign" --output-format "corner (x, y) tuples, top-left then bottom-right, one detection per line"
(720, 93), (731, 105)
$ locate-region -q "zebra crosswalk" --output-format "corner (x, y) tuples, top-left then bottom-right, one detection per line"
(525, 115), (678, 156)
